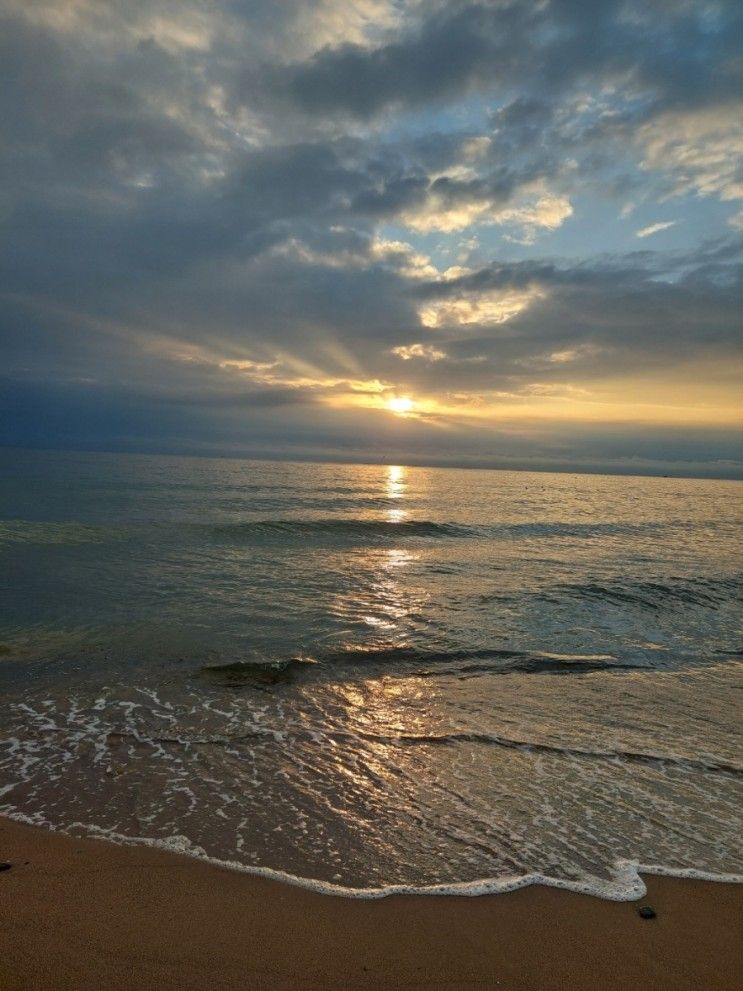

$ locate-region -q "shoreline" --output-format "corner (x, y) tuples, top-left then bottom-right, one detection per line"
(2, 817), (742, 990)
(6, 812), (743, 900)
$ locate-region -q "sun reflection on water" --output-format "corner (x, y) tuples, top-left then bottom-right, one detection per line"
(328, 464), (429, 651)
(386, 464), (407, 522)
(333, 546), (422, 636)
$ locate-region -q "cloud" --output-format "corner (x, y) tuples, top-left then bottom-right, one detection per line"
(391, 343), (446, 362)
(495, 193), (574, 244)
(636, 221), (676, 238)
(399, 186), (573, 239)
(408, 241), (743, 395)
(281, 3), (516, 120)
(400, 194), (497, 235)
(417, 287), (543, 329)
(638, 103), (743, 206)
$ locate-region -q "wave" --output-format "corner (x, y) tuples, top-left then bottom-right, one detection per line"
(198, 648), (641, 686)
(209, 518), (661, 543)
(555, 574), (743, 611)
(0, 520), (118, 546)
(4, 813), (742, 902)
(200, 655), (318, 685)
(319, 646), (639, 674)
(353, 732), (743, 777)
(0, 515), (670, 550)
(101, 724), (743, 778)
(498, 522), (661, 537)
(211, 518), (468, 540)
(197, 644), (743, 689)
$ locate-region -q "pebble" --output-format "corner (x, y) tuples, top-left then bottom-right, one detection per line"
(638, 905), (656, 919)
(0, 862), (12, 872)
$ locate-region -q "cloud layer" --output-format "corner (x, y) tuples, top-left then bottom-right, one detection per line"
(1, 0), (742, 476)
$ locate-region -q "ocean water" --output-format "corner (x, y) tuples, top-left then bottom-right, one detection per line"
(1, 449), (741, 898)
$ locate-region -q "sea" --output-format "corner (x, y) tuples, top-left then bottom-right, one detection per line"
(1, 449), (741, 898)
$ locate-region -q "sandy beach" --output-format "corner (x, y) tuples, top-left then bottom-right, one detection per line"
(1, 817), (741, 990)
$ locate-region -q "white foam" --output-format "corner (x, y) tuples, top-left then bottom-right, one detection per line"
(5, 813), (742, 902)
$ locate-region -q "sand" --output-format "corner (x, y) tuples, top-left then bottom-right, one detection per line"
(1, 817), (741, 990)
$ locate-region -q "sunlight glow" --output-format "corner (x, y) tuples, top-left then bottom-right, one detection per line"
(387, 396), (415, 415)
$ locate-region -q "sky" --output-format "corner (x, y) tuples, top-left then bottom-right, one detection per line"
(1, 0), (742, 477)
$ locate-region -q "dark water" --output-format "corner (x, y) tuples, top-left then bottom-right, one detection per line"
(1, 449), (741, 897)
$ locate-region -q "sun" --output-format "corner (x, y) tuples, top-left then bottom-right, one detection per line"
(387, 396), (415, 415)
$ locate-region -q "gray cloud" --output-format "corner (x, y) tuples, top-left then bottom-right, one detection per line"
(278, 1), (742, 119)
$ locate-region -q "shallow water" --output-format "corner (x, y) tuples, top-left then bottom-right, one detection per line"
(1, 449), (741, 897)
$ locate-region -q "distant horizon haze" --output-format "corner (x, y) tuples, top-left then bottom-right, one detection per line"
(2, 444), (742, 482)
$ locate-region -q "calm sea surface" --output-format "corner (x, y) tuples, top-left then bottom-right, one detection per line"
(1, 449), (741, 897)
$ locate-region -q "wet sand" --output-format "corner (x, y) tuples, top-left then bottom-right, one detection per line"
(1, 817), (741, 990)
